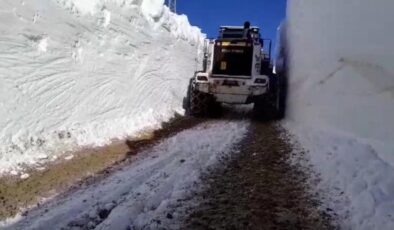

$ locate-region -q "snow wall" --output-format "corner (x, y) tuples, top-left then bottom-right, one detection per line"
(0, 0), (204, 174)
(286, 0), (394, 165)
(286, 1), (394, 229)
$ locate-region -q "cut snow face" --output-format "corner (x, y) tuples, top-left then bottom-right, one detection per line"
(0, 0), (205, 175)
(3, 120), (248, 230)
(285, 0), (394, 229)
(286, 0), (394, 161)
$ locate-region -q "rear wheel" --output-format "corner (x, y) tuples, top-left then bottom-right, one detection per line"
(253, 96), (277, 121)
(275, 73), (287, 119)
(253, 73), (287, 121)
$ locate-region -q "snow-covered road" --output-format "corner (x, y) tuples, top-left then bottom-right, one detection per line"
(3, 120), (248, 230)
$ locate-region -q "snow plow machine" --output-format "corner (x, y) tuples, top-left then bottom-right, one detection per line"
(184, 22), (287, 120)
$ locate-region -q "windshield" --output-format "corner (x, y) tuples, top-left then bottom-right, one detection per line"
(212, 40), (253, 77)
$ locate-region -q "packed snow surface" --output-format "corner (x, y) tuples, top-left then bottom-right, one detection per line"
(2, 120), (248, 230)
(285, 0), (394, 229)
(0, 0), (204, 175)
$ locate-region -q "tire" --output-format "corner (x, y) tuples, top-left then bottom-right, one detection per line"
(253, 96), (277, 121)
(276, 73), (288, 119)
(253, 73), (287, 121)
(183, 78), (193, 114)
(208, 100), (223, 118)
(185, 78), (219, 117)
(190, 89), (210, 116)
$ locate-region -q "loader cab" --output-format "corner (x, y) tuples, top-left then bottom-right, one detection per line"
(218, 26), (261, 42)
(211, 25), (264, 77)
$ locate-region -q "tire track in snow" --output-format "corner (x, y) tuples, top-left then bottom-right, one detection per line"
(4, 120), (249, 230)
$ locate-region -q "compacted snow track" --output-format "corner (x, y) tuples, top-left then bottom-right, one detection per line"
(4, 120), (248, 230)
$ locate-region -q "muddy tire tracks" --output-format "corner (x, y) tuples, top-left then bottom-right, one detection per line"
(183, 121), (336, 230)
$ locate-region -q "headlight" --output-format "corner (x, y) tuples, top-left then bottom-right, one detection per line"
(197, 76), (208, 81)
(254, 78), (268, 85)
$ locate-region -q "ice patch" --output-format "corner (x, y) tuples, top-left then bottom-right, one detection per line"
(101, 9), (111, 28)
(20, 173), (30, 179)
(0, 214), (23, 229)
(37, 37), (48, 52)
(36, 154), (48, 160)
(32, 12), (39, 23)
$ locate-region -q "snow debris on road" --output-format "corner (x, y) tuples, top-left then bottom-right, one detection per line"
(20, 173), (30, 180)
(0, 0), (204, 175)
(284, 0), (394, 229)
(3, 120), (249, 230)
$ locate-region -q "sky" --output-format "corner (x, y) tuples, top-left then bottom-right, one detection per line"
(177, 0), (287, 49)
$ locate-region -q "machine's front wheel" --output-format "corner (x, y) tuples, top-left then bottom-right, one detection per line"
(185, 79), (221, 118)
(185, 79), (209, 117)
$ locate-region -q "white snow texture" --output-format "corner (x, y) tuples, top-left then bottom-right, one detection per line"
(0, 0), (204, 174)
(4, 121), (248, 230)
(286, 0), (394, 229)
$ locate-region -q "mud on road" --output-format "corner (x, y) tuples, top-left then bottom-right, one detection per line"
(183, 121), (336, 230)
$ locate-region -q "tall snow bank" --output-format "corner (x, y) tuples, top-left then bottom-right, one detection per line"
(286, 0), (394, 229)
(0, 0), (204, 175)
(286, 0), (394, 163)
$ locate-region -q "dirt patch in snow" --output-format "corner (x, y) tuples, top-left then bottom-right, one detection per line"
(183, 121), (337, 230)
(0, 115), (203, 221)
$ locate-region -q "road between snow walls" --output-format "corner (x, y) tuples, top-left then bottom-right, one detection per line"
(1, 0), (394, 230)
(1, 116), (339, 230)
(0, 0), (204, 176)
